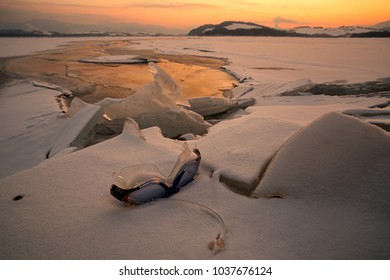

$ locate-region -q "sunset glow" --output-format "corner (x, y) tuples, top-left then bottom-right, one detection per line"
(0, 0), (389, 29)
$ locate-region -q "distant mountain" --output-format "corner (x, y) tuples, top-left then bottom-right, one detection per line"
(2, 19), (390, 38)
(188, 21), (292, 36)
(290, 25), (376, 37)
(0, 29), (126, 37)
(371, 20), (390, 31)
(0, 19), (187, 36)
(291, 23), (390, 37)
(188, 20), (390, 37)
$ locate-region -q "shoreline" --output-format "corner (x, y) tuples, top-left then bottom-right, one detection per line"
(2, 39), (237, 102)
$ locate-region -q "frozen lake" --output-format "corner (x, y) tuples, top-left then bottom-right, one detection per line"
(1, 36), (390, 261)
(132, 36), (390, 83)
(1, 36), (389, 178)
(1, 36), (389, 83)
(0, 37), (101, 58)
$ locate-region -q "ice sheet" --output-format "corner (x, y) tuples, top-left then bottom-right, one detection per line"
(1, 37), (389, 259)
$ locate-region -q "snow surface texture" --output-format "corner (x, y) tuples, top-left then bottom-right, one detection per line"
(1, 112), (389, 259)
(252, 112), (390, 259)
(0, 81), (67, 178)
(1, 37), (390, 259)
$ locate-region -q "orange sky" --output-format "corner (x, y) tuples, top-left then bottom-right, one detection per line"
(1, 0), (389, 29)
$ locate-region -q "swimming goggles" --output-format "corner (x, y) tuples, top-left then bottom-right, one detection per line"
(110, 144), (201, 205)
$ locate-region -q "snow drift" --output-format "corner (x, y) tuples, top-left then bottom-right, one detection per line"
(0, 118), (228, 259)
(2, 109), (389, 259)
(251, 112), (390, 259)
(252, 112), (390, 201)
(197, 116), (302, 195)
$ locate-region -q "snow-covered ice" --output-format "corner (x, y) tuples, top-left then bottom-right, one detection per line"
(252, 112), (390, 259)
(0, 37), (90, 58)
(93, 62), (212, 138)
(0, 37), (389, 259)
(0, 81), (66, 178)
(133, 37), (390, 84)
(48, 98), (104, 158)
(79, 55), (156, 64)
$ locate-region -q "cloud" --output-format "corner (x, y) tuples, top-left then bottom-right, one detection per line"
(1, 0), (107, 10)
(128, 2), (220, 10)
(273, 16), (305, 28)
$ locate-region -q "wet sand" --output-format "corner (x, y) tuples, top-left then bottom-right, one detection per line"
(2, 39), (236, 103)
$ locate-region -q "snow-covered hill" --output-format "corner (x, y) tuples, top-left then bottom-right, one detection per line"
(371, 20), (390, 31)
(290, 25), (376, 37)
(188, 21), (288, 36)
(189, 20), (390, 37)
(0, 19), (187, 36)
